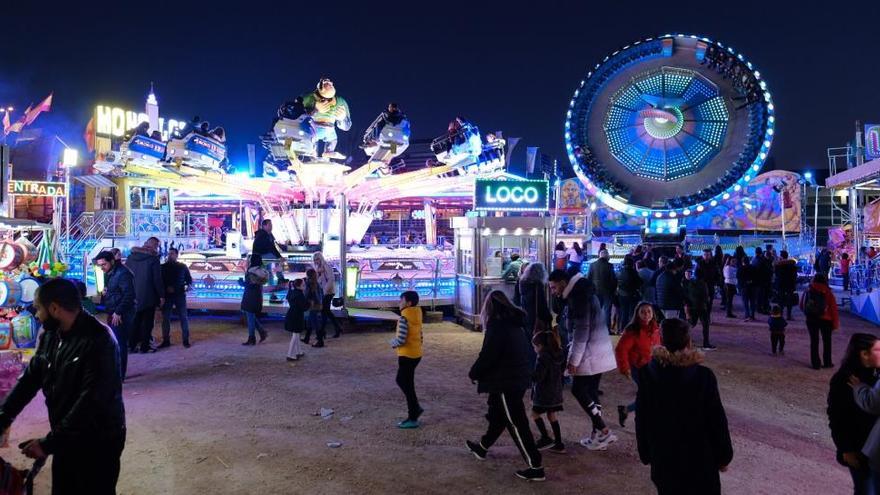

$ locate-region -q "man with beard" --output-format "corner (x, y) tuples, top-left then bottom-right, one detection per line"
(301, 77), (351, 159)
(95, 251), (135, 379)
(0, 278), (126, 494)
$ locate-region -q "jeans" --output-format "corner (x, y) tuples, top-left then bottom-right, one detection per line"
(134, 307), (158, 350)
(396, 356), (422, 420)
(724, 284), (737, 315)
(741, 285), (756, 319)
(851, 465), (880, 495)
(304, 309), (325, 343)
(625, 366), (641, 413)
(162, 293), (190, 343)
(480, 391), (543, 469)
(107, 312), (134, 380)
(617, 295), (639, 332)
(322, 294), (342, 336)
(807, 317), (833, 368)
(571, 374), (606, 431)
(244, 311), (264, 339)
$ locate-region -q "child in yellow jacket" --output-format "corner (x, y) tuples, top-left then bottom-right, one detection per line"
(391, 290), (423, 428)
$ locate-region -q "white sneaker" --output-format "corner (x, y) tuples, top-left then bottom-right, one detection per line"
(581, 430), (618, 451)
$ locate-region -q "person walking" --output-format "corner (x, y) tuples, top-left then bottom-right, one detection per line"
(566, 242), (584, 276)
(637, 260), (656, 305)
(240, 254), (269, 346)
(391, 291), (424, 429)
(466, 290), (545, 482)
(636, 318), (733, 495)
(615, 301), (661, 428)
(722, 257), (738, 318)
(530, 330), (566, 453)
(828, 333), (880, 494)
(737, 256), (756, 321)
(775, 250), (799, 321)
(553, 241), (568, 271)
(695, 249), (721, 315)
(683, 268), (714, 350)
(616, 255), (643, 334)
(94, 251), (135, 380)
(302, 268), (325, 347)
(586, 249), (617, 331)
(160, 247), (193, 348)
(284, 279), (307, 361)
(0, 278), (127, 494)
(515, 262), (552, 370)
(752, 247), (772, 314)
(800, 273), (839, 369)
(548, 269), (618, 451)
(125, 237), (164, 353)
(313, 252), (342, 338)
(768, 305), (787, 356)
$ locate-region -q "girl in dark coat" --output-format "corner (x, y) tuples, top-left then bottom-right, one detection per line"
(466, 290), (545, 482)
(240, 254), (268, 346)
(285, 278), (307, 361)
(636, 318), (733, 495)
(531, 330), (566, 453)
(828, 333), (880, 493)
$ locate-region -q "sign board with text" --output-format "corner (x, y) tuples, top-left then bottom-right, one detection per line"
(8, 181), (67, 197)
(473, 178), (549, 212)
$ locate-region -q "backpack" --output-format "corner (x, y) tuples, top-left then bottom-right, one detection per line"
(803, 287), (827, 318)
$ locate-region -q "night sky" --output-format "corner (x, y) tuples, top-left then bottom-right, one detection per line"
(4, 2), (879, 178)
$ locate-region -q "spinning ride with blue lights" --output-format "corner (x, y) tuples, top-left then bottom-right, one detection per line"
(565, 34), (774, 220)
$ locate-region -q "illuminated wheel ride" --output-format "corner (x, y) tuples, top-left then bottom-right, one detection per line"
(564, 34), (775, 222)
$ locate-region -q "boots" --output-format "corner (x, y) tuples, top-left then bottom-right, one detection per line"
(242, 336), (256, 346)
(258, 328), (268, 343)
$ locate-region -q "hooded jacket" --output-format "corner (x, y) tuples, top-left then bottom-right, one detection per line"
(125, 246), (163, 311)
(562, 274), (616, 376)
(636, 346), (733, 494)
(0, 311), (126, 455)
(469, 313), (531, 394)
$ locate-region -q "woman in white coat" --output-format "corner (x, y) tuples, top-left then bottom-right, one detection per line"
(548, 268), (618, 451)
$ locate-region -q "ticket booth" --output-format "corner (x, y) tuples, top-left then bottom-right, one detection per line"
(453, 216), (554, 330)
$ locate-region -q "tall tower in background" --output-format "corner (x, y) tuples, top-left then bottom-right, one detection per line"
(146, 83), (159, 134)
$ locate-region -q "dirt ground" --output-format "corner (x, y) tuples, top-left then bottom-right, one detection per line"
(4, 298), (869, 494)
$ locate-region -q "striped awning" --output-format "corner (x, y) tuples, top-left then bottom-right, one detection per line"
(74, 175), (117, 188)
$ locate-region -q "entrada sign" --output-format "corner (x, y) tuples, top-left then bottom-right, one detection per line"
(474, 178), (549, 212)
(8, 181), (67, 197)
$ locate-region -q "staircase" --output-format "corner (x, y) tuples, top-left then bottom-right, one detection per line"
(63, 211), (126, 282)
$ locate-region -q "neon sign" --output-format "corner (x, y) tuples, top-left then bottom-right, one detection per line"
(8, 181), (67, 197)
(95, 105), (185, 141)
(474, 179), (549, 212)
(866, 124), (880, 161)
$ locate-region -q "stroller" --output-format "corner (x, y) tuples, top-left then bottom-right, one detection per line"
(0, 456), (45, 495)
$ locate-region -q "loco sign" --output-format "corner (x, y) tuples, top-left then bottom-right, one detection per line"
(8, 181), (67, 197)
(474, 179), (549, 212)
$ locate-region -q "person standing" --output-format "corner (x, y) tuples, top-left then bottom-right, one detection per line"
(548, 269), (618, 451)
(616, 255), (643, 334)
(284, 279), (307, 361)
(313, 252), (342, 339)
(95, 251), (135, 380)
(636, 318), (733, 495)
(752, 247), (771, 314)
(466, 290), (545, 482)
(0, 278), (126, 494)
(530, 330), (566, 453)
(240, 254), (269, 346)
(586, 249), (617, 331)
(501, 253), (525, 281)
(615, 302), (661, 428)
(774, 250), (799, 321)
(683, 268), (714, 350)
(516, 262), (552, 370)
(553, 241), (568, 271)
(655, 260), (685, 320)
(828, 333), (880, 493)
(160, 247), (193, 348)
(722, 257), (738, 318)
(125, 237), (164, 353)
(390, 291), (424, 429)
(252, 219), (282, 259)
(841, 252), (852, 292)
(566, 242), (584, 276)
(737, 256), (756, 321)
(768, 305), (788, 356)
(637, 260), (656, 305)
(801, 273), (839, 370)
(695, 249), (720, 314)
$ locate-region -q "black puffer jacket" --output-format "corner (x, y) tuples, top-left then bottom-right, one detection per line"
(0, 311), (126, 455)
(252, 229), (281, 258)
(469, 314), (531, 394)
(655, 270), (684, 310)
(103, 264), (135, 315)
(161, 260), (193, 295)
(828, 367), (879, 465)
(125, 247), (163, 311)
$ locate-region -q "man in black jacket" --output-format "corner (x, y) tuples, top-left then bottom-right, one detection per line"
(587, 250), (617, 330)
(0, 278), (126, 494)
(636, 318), (732, 495)
(160, 247), (194, 348)
(253, 219), (282, 259)
(774, 250), (799, 320)
(695, 249), (720, 314)
(126, 237), (164, 353)
(95, 251), (135, 379)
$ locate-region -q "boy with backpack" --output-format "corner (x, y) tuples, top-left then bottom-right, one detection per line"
(391, 291), (424, 428)
(800, 274), (839, 370)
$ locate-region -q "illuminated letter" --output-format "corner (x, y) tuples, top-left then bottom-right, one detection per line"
(96, 106), (113, 135)
(524, 187), (538, 203)
(111, 108), (126, 137)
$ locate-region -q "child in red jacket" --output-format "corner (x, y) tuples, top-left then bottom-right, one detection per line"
(615, 301), (661, 427)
